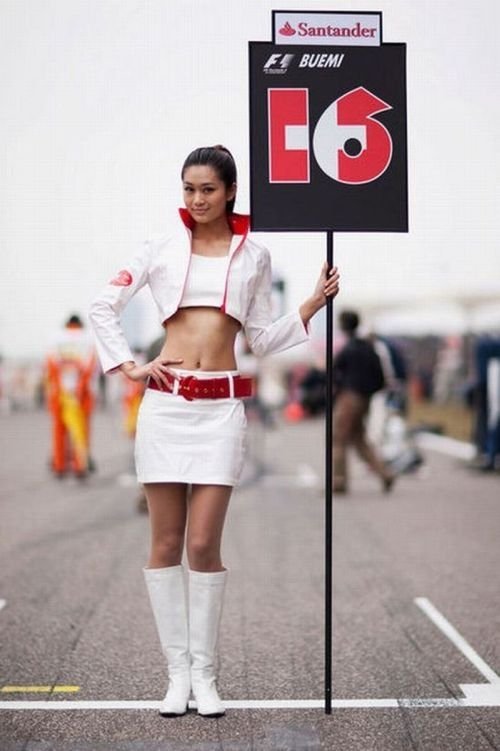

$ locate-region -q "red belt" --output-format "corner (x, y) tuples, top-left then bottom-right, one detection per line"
(147, 371), (254, 401)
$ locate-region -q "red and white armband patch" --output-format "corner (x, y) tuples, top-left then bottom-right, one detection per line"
(109, 269), (133, 287)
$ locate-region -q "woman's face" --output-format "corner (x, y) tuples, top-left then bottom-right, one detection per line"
(182, 165), (236, 225)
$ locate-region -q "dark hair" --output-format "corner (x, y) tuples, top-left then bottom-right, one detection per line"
(66, 313), (83, 327)
(339, 310), (360, 334)
(181, 145), (237, 214)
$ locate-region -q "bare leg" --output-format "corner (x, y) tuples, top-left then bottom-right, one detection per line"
(186, 484), (232, 571)
(144, 482), (188, 568)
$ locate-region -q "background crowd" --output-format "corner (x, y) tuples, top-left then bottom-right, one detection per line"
(1, 307), (499, 486)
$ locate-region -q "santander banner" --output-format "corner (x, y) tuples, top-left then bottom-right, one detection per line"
(273, 11), (381, 47)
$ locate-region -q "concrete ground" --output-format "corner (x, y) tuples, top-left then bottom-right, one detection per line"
(0, 405), (499, 750)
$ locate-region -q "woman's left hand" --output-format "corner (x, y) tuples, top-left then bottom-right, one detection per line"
(312, 263), (340, 307)
(299, 264), (340, 328)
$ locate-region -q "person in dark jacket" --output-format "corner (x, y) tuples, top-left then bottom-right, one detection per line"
(332, 310), (395, 494)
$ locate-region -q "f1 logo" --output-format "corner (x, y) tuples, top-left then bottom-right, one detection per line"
(263, 53), (295, 72)
(268, 86), (393, 184)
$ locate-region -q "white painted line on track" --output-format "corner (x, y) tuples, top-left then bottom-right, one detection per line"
(460, 684), (500, 705)
(0, 599), (6, 611)
(415, 597), (500, 684)
(1, 695), (500, 711)
(224, 699), (397, 709)
(415, 433), (476, 461)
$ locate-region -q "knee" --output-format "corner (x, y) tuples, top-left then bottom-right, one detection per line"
(149, 533), (184, 568)
(186, 536), (220, 572)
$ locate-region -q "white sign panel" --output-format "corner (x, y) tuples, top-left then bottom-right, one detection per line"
(273, 11), (381, 47)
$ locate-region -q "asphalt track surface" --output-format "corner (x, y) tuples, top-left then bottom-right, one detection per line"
(0, 406), (499, 750)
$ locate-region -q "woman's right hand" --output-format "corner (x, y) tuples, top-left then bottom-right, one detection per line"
(121, 357), (184, 388)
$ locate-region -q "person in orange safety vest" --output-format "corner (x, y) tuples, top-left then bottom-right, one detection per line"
(122, 356), (146, 440)
(121, 350), (148, 512)
(45, 314), (97, 478)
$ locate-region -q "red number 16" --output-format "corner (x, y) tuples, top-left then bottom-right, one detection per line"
(268, 86), (393, 185)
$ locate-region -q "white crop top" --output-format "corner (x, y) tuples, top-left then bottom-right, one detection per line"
(178, 253), (230, 309)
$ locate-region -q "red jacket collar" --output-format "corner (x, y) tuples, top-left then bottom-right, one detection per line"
(178, 208), (250, 237)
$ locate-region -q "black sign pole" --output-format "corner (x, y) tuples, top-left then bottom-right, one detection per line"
(249, 33), (407, 718)
(325, 229), (334, 714)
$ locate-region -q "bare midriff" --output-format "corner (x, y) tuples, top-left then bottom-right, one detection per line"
(159, 307), (242, 371)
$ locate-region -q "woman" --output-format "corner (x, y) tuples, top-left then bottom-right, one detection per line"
(89, 145), (340, 718)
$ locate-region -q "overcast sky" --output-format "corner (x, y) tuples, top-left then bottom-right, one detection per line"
(1, 0), (499, 359)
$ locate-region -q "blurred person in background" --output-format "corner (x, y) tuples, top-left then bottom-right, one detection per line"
(44, 314), (96, 478)
(433, 335), (464, 404)
(368, 331), (423, 475)
(368, 332), (401, 444)
(89, 145), (340, 718)
(373, 334), (408, 413)
(470, 336), (500, 470)
(297, 361), (327, 418)
(0, 354), (5, 413)
(332, 310), (395, 494)
(121, 347), (148, 512)
(122, 346), (149, 440)
(134, 335), (165, 514)
(122, 365), (145, 440)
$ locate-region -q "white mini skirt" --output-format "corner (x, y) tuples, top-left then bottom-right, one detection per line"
(134, 369), (248, 486)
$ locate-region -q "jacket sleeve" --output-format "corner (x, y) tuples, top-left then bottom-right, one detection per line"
(88, 240), (153, 374)
(244, 248), (310, 357)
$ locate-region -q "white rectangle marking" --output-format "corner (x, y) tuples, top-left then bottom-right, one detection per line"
(285, 124), (309, 151)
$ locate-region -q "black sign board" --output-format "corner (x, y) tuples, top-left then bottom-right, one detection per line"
(249, 42), (407, 232)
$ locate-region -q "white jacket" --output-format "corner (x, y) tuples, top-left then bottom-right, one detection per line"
(89, 210), (310, 374)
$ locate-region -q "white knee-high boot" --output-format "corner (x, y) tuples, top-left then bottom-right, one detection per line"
(143, 565), (191, 716)
(188, 569), (227, 717)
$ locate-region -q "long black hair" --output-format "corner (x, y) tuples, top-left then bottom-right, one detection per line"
(181, 145), (237, 214)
